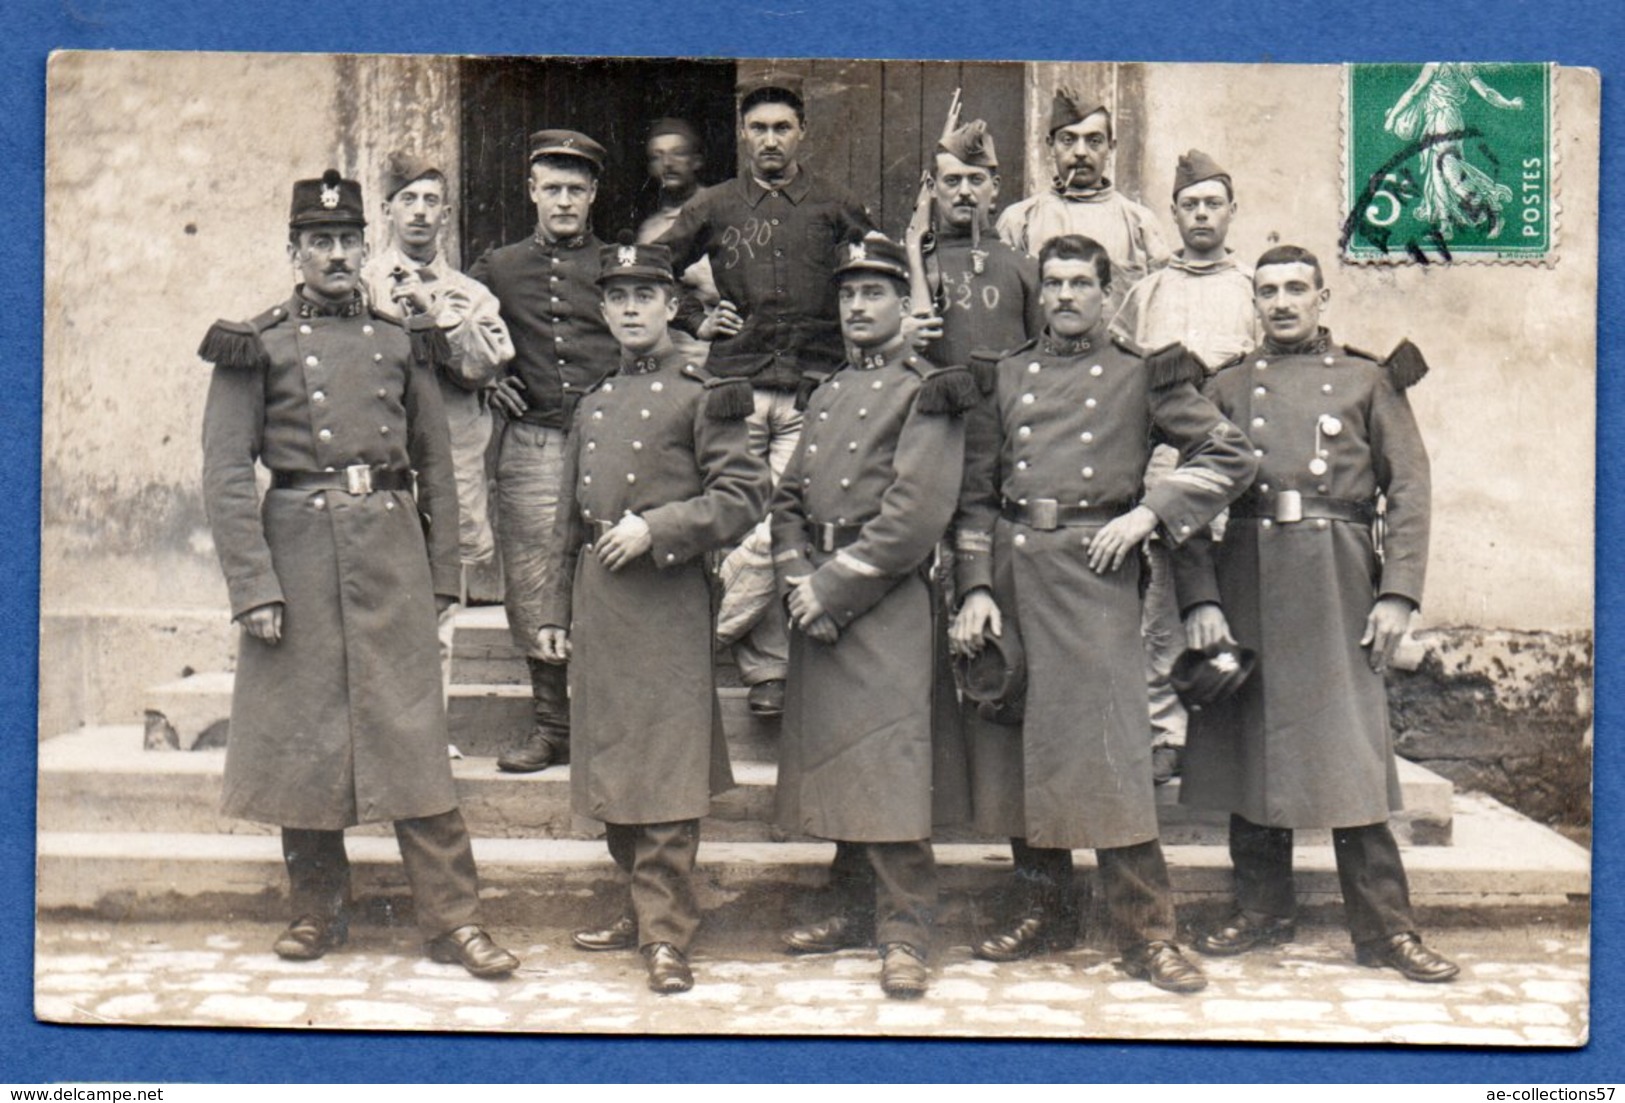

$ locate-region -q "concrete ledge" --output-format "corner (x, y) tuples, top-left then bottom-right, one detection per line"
(36, 788), (1588, 923)
(40, 726), (1455, 846)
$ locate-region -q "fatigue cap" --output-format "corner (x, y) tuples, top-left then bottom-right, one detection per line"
(938, 119), (998, 169)
(381, 151), (443, 202)
(1049, 85), (1110, 136)
(290, 169), (366, 229)
(528, 129), (607, 174)
(1173, 149), (1232, 200)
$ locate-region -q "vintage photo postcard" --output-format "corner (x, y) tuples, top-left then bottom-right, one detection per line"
(36, 51), (1596, 1044)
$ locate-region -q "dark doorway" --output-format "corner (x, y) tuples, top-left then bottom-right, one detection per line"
(458, 57), (740, 261)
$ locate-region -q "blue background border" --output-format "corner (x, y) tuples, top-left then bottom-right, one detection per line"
(3, 0), (1617, 1083)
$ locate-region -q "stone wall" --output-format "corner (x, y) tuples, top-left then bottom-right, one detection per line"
(1390, 629), (1593, 828)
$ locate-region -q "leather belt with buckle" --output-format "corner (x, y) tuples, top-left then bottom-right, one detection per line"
(1230, 491), (1374, 525)
(807, 521), (864, 553)
(1000, 498), (1124, 531)
(271, 466), (412, 495)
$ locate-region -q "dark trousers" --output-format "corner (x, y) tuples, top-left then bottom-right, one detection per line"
(281, 808), (481, 940)
(827, 838), (937, 953)
(1229, 813), (1416, 944)
(605, 819), (702, 952)
(1015, 837), (1176, 948)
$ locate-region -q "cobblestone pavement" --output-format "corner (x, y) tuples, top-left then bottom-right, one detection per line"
(33, 916), (1588, 1045)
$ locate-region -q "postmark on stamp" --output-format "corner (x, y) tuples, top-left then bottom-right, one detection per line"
(1343, 62), (1555, 264)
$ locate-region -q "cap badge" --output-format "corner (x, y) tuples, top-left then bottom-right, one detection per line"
(617, 246), (637, 267)
(320, 183), (341, 209)
(850, 242), (867, 261)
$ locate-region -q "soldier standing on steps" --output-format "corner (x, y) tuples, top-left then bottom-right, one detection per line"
(469, 130), (618, 775)
(537, 242), (768, 995)
(948, 233), (1255, 993)
(199, 169), (518, 979)
(771, 232), (975, 1000)
(1174, 245), (1459, 983)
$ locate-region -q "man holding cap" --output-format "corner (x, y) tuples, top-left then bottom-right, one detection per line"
(198, 169), (518, 978)
(1173, 245), (1458, 983)
(770, 231), (975, 999)
(996, 87), (1169, 314)
(948, 234), (1254, 991)
(537, 241), (768, 994)
(361, 151), (513, 700)
(659, 74), (878, 719)
(1110, 150), (1260, 784)
(471, 130), (619, 774)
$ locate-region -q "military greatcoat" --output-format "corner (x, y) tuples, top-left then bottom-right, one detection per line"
(1173, 332), (1431, 830)
(955, 328), (1256, 849)
(771, 352), (972, 843)
(200, 293), (461, 830)
(541, 353), (769, 826)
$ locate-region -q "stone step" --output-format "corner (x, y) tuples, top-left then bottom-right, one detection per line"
(41, 726), (1455, 846)
(33, 790), (1590, 925)
(449, 604), (744, 687)
(144, 672), (775, 761)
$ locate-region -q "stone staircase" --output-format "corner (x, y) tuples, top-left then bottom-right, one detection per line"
(36, 605), (1591, 930)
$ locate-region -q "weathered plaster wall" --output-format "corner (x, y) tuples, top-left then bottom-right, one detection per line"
(41, 52), (460, 735)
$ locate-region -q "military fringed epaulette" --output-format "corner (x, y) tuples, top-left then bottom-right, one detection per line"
(1144, 342), (1205, 390)
(197, 319), (270, 370)
(794, 371), (832, 412)
(409, 324), (454, 371)
(199, 300), (292, 369)
(1341, 342), (1381, 363)
(702, 374), (754, 420)
(915, 363), (979, 416)
(968, 347), (1006, 395)
(1383, 338), (1428, 391)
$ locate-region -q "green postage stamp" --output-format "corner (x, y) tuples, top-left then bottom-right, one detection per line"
(1343, 62), (1556, 263)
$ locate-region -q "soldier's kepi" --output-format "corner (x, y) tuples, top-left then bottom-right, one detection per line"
(771, 230), (975, 1001)
(537, 237), (769, 996)
(196, 168), (518, 979)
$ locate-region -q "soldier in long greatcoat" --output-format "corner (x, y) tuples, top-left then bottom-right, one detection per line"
(1172, 245), (1459, 982)
(199, 169), (516, 978)
(538, 242), (768, 994)
(949, 234), (1255, 993)
(770, 232), (975, 999)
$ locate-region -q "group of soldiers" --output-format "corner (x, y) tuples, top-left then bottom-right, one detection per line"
(199, 72), (1460, 1001)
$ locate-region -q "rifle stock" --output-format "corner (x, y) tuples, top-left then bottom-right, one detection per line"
(904, 88), (963, 314)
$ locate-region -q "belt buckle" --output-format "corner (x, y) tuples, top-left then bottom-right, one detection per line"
(345, 465), (374, 495)
(1030, 499), (1059, 531)
(816, 523), (837, 553)
(1274, 490), (1303, 524)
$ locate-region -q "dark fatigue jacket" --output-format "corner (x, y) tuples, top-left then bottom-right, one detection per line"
(200, 291), (459, 829)
(1173, 331), (1431, 829)
(954, 326), (1256, 848)
(541, 352), (769, 824)
(469, 230), (619, 429)
(658, 169), (875, 391)
(922, 223), (1045, 371)
(770, 350), (974, 842)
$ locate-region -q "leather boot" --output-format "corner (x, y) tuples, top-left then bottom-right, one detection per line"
(974, 871), (1080, 962)
(497, 658), (571, 773)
